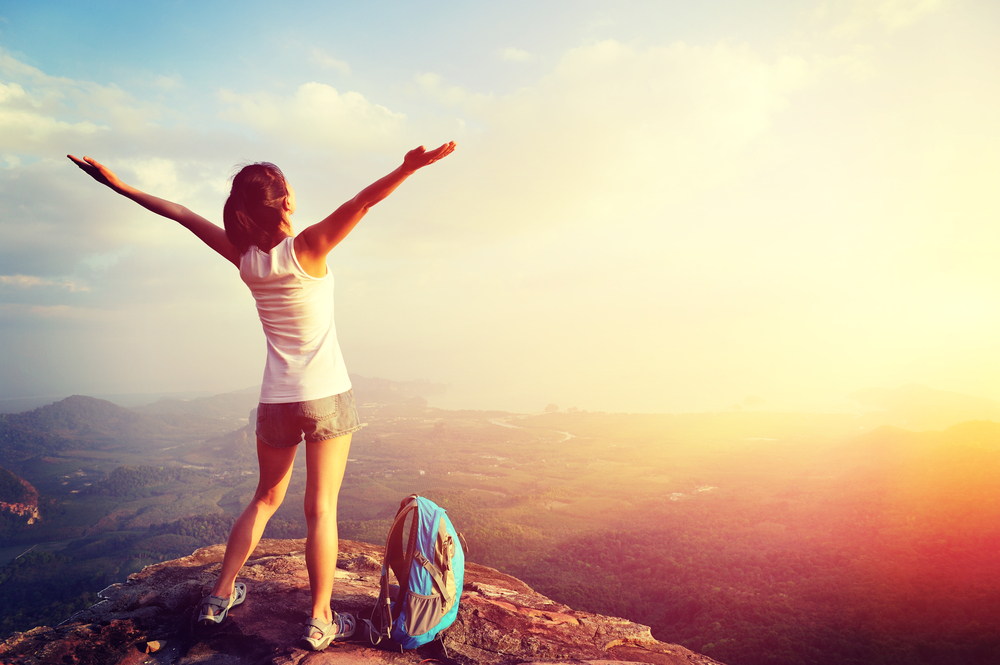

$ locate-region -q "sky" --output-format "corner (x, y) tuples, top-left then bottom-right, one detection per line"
(1, 0), (998, 414)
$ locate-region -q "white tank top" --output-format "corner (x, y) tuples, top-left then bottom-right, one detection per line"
(240, 237), (352, 403)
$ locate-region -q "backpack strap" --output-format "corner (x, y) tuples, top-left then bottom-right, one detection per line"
(384, 497), (421, 621)
(413, 550), (453, 606)
(397, 503), (420, 612)
(368, 496), (420, 643)
(458, 532), (470, 556)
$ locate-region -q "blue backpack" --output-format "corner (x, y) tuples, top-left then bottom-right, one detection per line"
(365, 495), (465, 650)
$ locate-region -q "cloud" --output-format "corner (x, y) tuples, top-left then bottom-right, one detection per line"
(399, 39), (814, 248)
(80, 247), (132, 271)
(0, 274), (88, 291)
(153, 75), (182, 90)
(414, 72), (494, 109)
(0, 155), (234, 283)
(817, 0), (947, 36)
(500, 47), (534, 62)
(219, 82), (406, 151)
(309, 48), (351, 75)
(0, 303), (92, 319)
(877, 0), (945, 29)
(113, 157), (208, 203)
(0, 80), (104, 152)
(0, 48), (163, 154)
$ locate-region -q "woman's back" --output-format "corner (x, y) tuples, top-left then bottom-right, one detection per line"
(240, 236), (350, 403)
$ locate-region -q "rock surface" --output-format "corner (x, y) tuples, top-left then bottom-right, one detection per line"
(0, 539), (725, 665)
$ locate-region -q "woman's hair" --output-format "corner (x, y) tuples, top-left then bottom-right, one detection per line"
(224, 162), (289, 255)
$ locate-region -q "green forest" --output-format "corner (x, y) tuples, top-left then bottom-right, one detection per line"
(1, 388), (999, 665)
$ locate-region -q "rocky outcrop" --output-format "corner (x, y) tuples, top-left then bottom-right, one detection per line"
(0, 539), (725, 665)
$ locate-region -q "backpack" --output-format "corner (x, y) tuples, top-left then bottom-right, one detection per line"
(365, 494), (465, 650)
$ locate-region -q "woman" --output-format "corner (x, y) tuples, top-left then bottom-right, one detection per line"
(68, 141), (456, 649)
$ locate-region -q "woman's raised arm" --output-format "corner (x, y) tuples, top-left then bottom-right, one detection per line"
(68, 155), (240, 267)
(293, 142), (456, 276)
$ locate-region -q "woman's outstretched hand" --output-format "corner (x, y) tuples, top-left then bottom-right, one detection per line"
(67, 155), (125, 191)
(67, 154), (238, 265)
(402, 141), (456, 173)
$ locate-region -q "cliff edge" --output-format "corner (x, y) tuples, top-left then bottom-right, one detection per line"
(0, 539), (725, 665)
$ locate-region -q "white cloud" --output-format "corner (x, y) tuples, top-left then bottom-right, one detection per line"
(817, 0), (947, 36)
(500, 47), (534, 62)
(27, 304), (87, 318)
(80, 247), (132, 271)
(0, 48), (162, 150)
(310, 48), (351, 75)
(219, 82), (406, 151)
(415, 72), (494, 108)
(0, 80), (104, 151)
(116, 157), (191, 201)
(0, 274), (89, 292)
(876, 0), (944, 29)
(153, 75), (182, 90)
(401, 39), (815, 246)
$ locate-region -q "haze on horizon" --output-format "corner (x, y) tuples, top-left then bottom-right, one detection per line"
(1, 0), (998, 415)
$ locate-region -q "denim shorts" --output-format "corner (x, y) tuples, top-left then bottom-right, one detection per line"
(256, 389), (364, 448)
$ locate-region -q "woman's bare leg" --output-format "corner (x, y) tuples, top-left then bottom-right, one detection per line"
(304, 433), (352, 631)
(209, 438), (297, 603)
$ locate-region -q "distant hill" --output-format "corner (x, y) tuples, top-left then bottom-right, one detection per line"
(0, 395), (229, 469)
(851, 384), (1000, 431)
(350, 374), (447, 405)
(0, 396), (68, 415)
(9, 395), (155, 435)
(129, 374), (449, 420)
(851, 419), (1000, 456)
(0, 376), (449, 469)
(844, 420), (1000, 522)
(0, 391), (218, 414)
(132, 386), (258, 422)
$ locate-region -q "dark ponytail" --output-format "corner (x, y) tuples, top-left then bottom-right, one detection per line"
(224, 162), (289, 255)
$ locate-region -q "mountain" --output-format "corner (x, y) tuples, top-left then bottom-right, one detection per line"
(841, 419), (1000, 535)
(132, 386), (259, 422)
(851, 384), (1000, 431)
(0, 395), (235, 468)
(350, 374), (448, 405)
(128, 373), (448, 422)
(0, 538), (725, 665)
